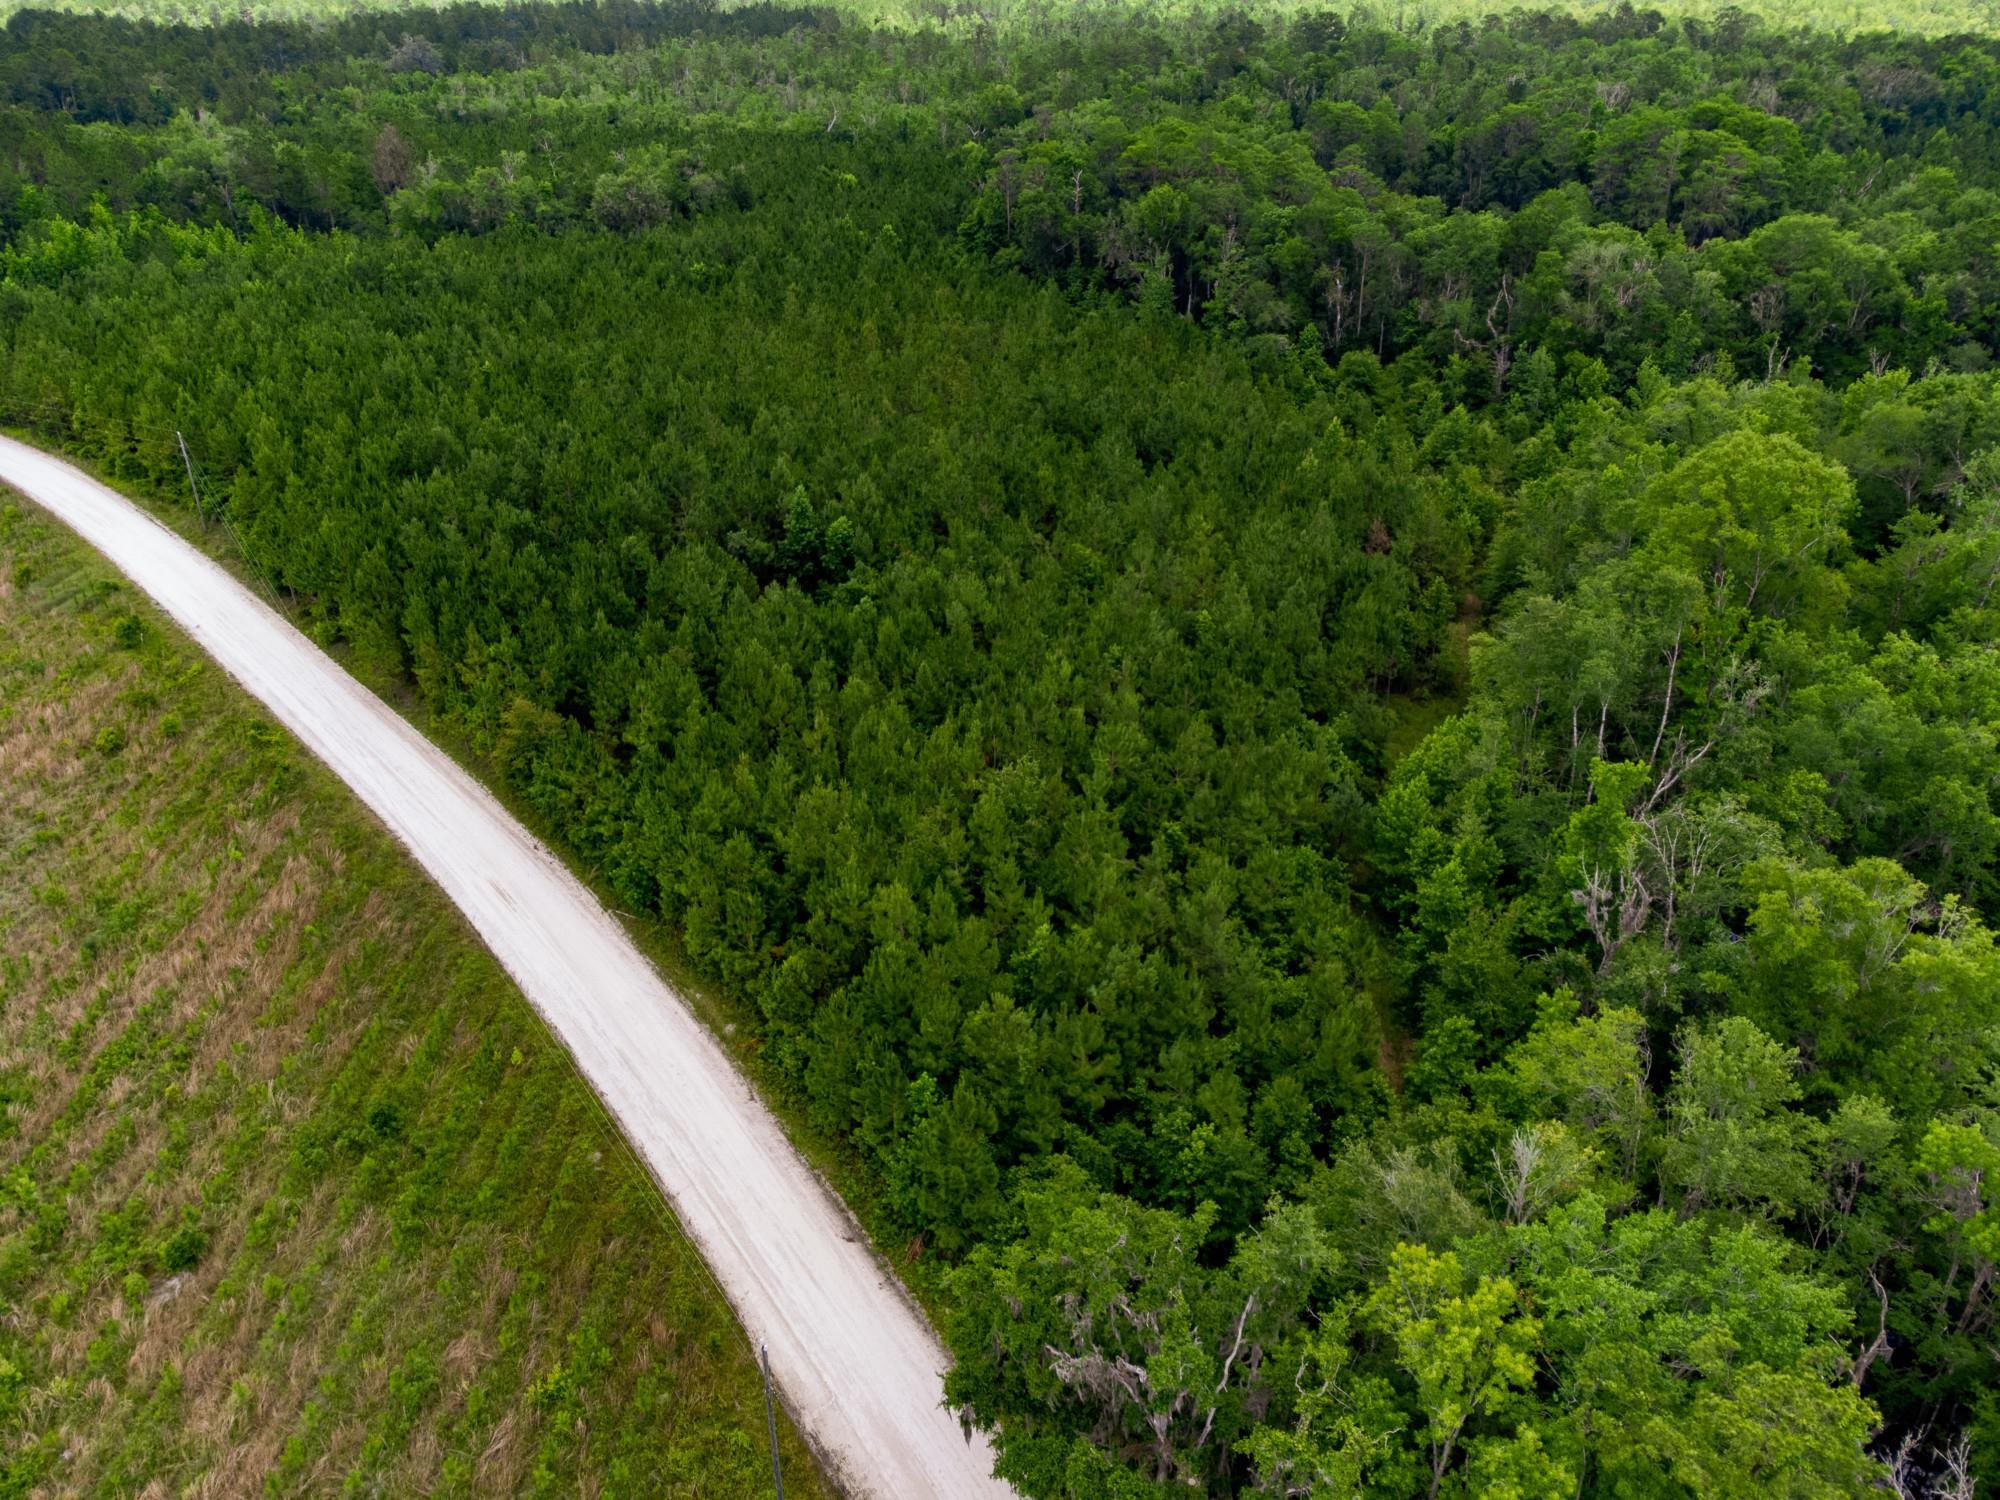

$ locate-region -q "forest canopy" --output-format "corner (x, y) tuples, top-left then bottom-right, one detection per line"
(3, 0), (2000, 1493)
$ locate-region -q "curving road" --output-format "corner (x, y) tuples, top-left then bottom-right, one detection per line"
(0, 434), (1012, 1499)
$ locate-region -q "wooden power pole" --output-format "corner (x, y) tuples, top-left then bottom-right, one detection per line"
(760, 1342), (785, 1500)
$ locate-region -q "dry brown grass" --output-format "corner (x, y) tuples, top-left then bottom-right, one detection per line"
(0, 506), (829, 1497)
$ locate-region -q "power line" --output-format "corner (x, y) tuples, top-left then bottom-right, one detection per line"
(177, 428), (206, 522)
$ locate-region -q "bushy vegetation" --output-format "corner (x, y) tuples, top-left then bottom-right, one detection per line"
(4, 0), (2000, 1493)
(0, 504), (825, 1494)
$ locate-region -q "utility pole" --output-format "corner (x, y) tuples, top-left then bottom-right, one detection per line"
(759, 1341), (785, 1500)
(176, 430), (205, 523)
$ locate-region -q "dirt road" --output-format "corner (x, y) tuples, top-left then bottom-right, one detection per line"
(0, 434), (1013, 1499)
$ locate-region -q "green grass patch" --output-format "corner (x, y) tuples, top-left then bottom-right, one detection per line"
(1380, 693), (1463, 771)
(0, 501), (825, 1497)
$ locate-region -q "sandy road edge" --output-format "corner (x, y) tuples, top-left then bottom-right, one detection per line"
(0, 435), (1014, 1499)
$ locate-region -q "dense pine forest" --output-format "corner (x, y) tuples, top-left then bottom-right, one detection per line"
(5, 0), (2000, 1493)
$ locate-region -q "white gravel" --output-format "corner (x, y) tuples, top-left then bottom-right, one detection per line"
(1, 434), (1012, 1499)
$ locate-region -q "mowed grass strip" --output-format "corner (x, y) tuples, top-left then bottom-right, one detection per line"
(0, 500), (826, 1498)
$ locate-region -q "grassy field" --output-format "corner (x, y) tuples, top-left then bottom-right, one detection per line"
(834, 0), (2000, 34)
(0, 498), (826, 1497)
(0, 0), (1990, 35)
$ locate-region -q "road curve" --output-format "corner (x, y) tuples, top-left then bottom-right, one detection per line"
(0, 434), (1012, 1499)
